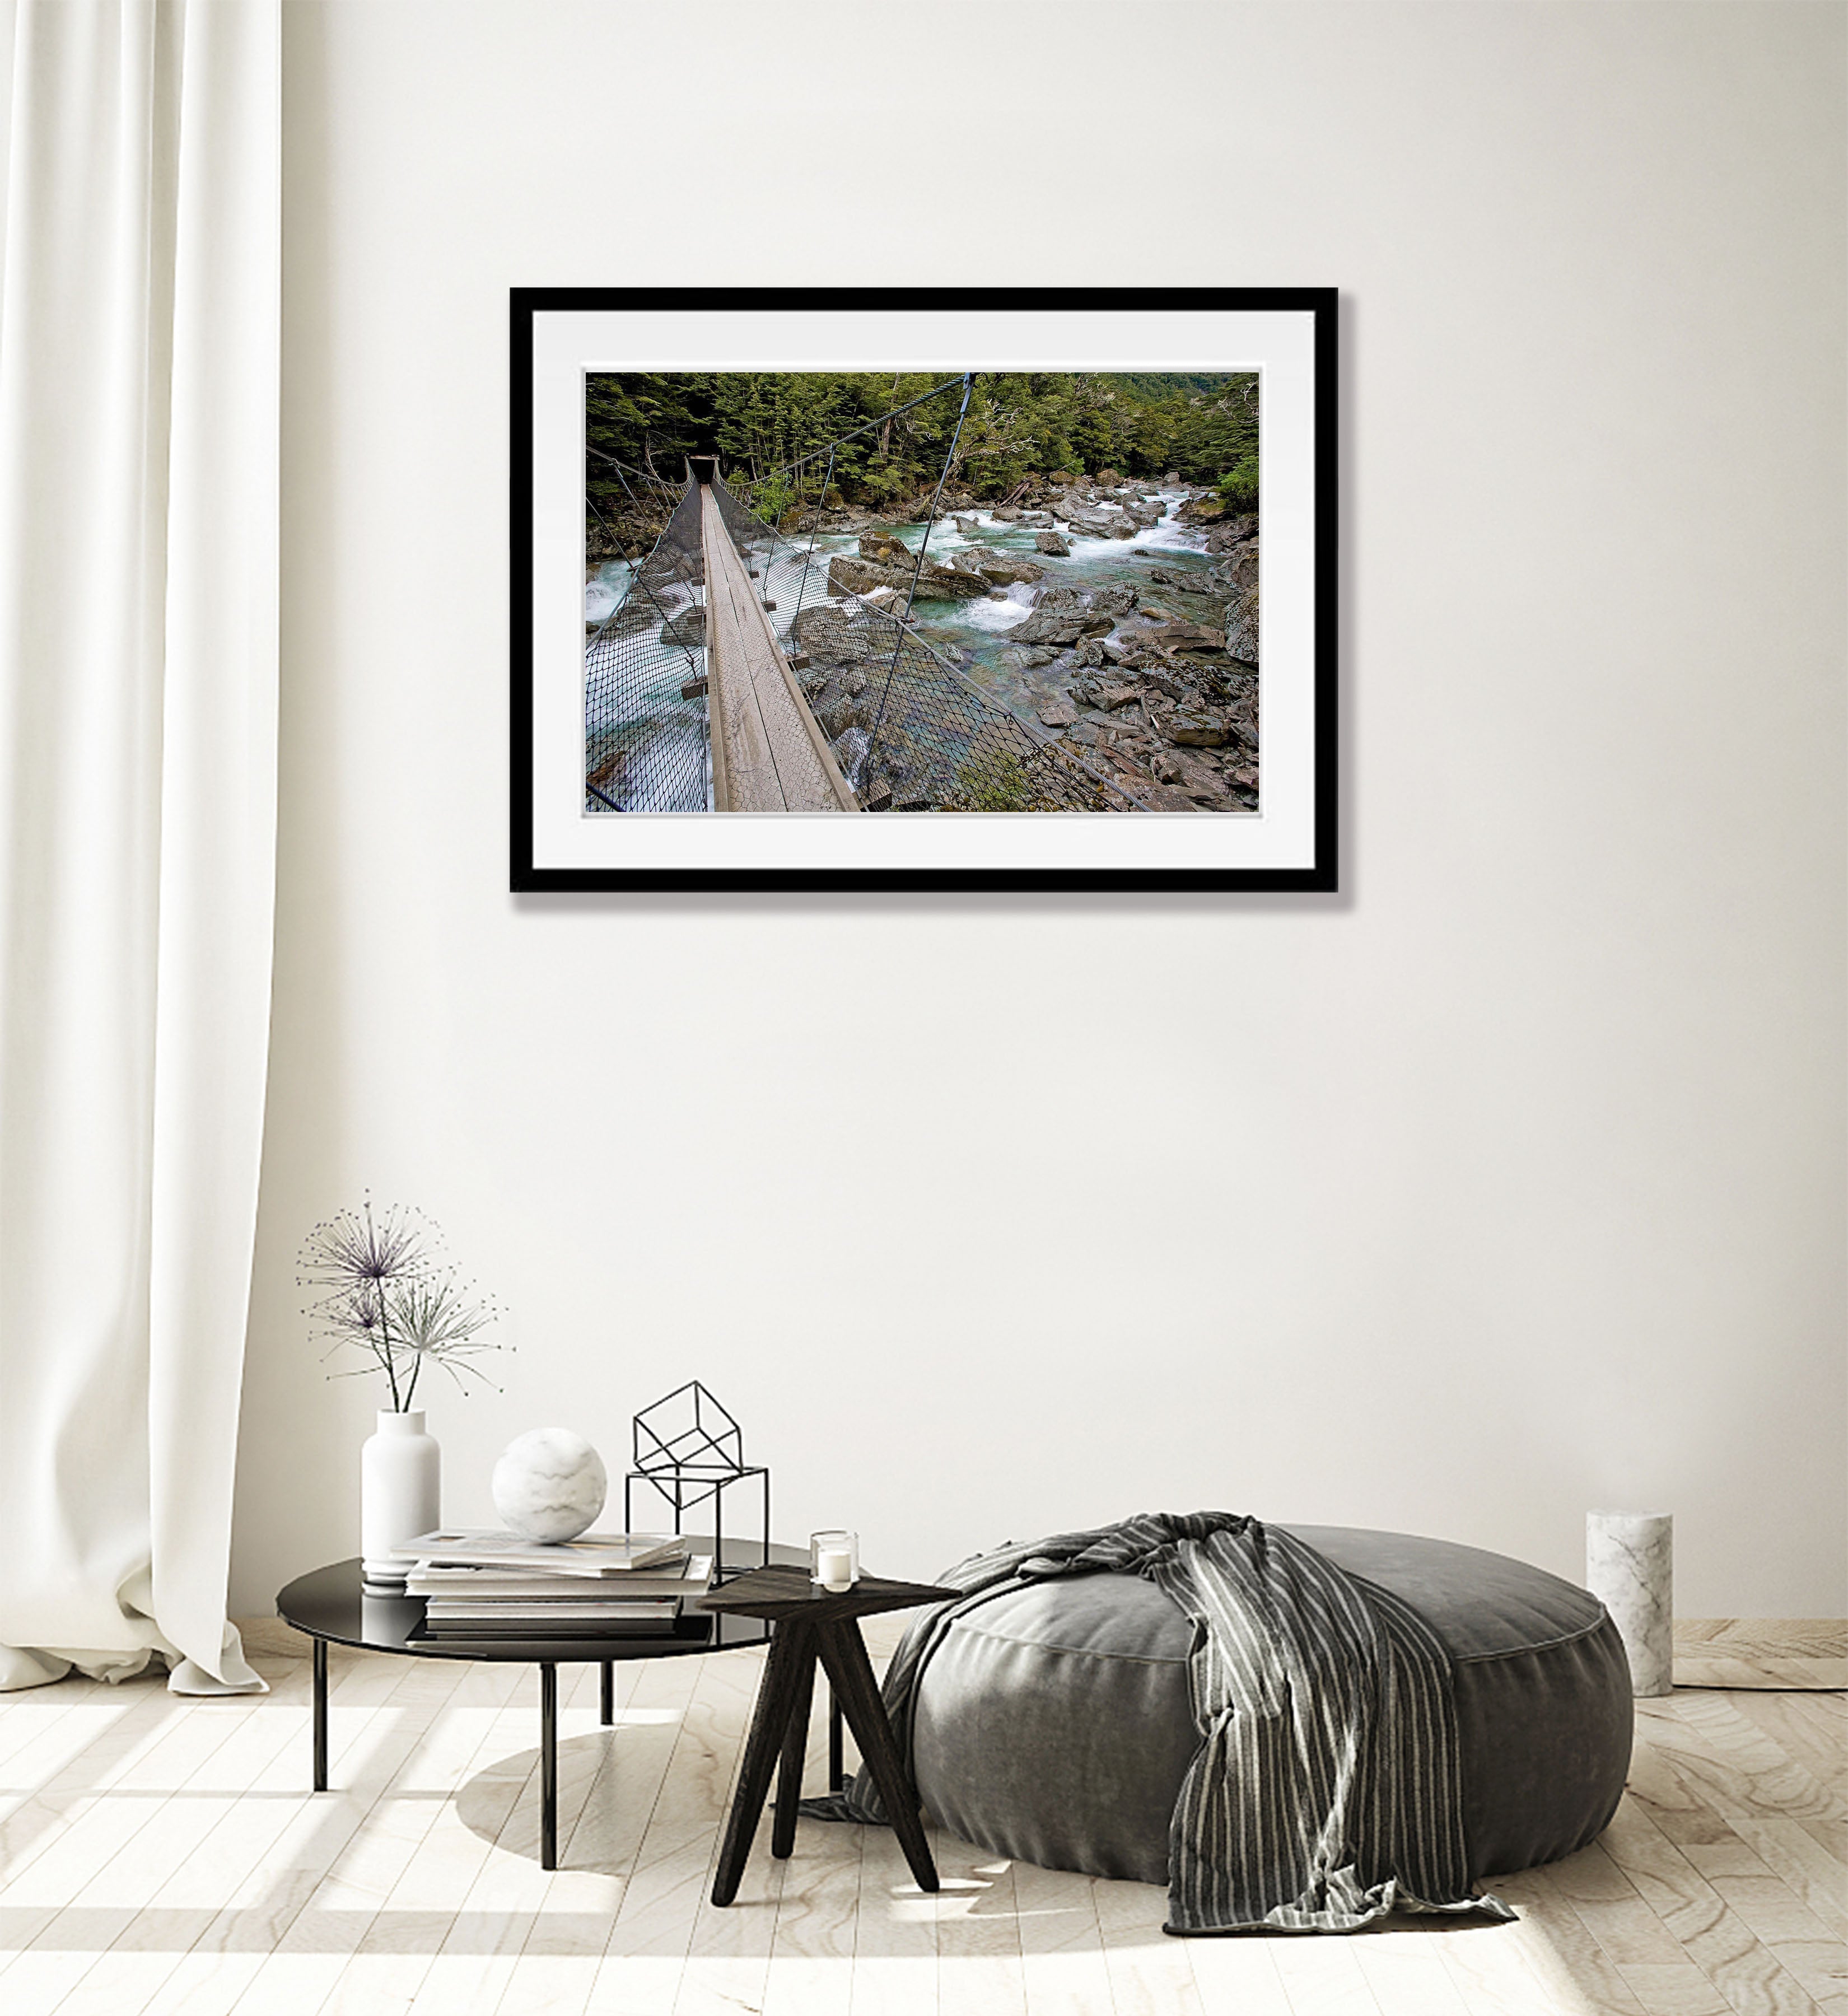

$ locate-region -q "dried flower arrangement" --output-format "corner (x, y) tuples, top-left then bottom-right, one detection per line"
(297, 1197), (507, 1411)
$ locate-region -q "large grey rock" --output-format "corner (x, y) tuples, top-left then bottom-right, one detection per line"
(1011, 578), (1128, 645)
(1154, 702), (1230, 748)
(1222, 585), (1259, 666)
(858, 531), (913, 568)
(1156, 748), (1229, 798)
(1138, 665), (1194, 702)
(1146, 619), (1225, 652)
(1034, 529), (1071, 556)
(1149, 567), (1220, 598)
(816, 687), (875, 741)
(1229, 544), (1259, 592)
(1011, 610), (1086, 646)
(954, 545), (1046, 587)
(829, 554), (905, 597)
(790, 603), (863, 662)
(1054, 493), (1121, 536)
(915, 562), (990, 600)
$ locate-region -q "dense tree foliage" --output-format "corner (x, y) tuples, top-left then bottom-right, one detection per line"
(585, 371), (1258, 526)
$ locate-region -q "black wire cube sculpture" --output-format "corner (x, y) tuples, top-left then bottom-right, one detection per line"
(624, 1381), (768, 1584)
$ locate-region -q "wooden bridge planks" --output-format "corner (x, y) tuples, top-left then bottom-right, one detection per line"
(700, 492), (859, 815)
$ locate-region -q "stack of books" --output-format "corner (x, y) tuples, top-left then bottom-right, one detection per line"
(402, 1530), (714, 1640)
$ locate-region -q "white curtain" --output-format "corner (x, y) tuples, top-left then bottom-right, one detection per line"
(0, 0), (279, 1693)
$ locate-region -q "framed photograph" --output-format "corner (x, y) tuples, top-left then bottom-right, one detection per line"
(511, 287), (1336, 892)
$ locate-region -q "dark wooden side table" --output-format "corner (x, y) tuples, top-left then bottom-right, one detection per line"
(697, 1565), (958, 1907)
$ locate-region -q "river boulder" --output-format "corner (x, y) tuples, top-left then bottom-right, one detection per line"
(858, 531), (913, 567)
(1154, 702), (1231, 748)
(815, 685), (875, 743)
(1205, 515), (1258, 556)
(1011, 607), (1088, 646)
(1156, 746), (1233, 799)
(791, 603), (863, 662)
(1011, 580), (1118, 645)
(1148, 566), (1226, 600)
(954, 545), (1045, 586)
(916, 562), (990, 600)
(829, 554), (904, 597)
(1034, 529), (1070, 556)
(1222, 586), (1259, 666)
(1146, 618), (1225, 652)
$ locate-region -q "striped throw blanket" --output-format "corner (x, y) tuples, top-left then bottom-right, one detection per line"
(804, 1510), (1514, 1935)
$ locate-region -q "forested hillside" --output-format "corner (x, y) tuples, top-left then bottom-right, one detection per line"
(585, 371), (1257, 525)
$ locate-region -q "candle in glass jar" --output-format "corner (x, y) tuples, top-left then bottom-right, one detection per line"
(810, 1528), (859, 1587)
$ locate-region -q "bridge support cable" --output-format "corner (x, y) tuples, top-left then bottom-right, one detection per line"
(862, 372), (973, 795)
(786, 444), (834, 647)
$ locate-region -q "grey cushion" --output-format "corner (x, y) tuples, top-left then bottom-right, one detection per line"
(911, 1524), (1632, 1885)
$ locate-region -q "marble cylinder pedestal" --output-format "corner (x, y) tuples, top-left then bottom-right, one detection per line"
(1586, 1511), (1673, 1697)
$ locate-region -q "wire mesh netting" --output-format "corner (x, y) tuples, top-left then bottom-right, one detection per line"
(584, 480), (709, 814)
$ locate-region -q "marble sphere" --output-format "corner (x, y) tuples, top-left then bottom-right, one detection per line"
(492, 1429), (608, 1543)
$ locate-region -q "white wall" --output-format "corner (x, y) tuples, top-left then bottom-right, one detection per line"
(230, 1), (1847, 1620)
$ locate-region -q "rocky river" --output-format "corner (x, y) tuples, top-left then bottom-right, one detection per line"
(586, 472), (1259, 814)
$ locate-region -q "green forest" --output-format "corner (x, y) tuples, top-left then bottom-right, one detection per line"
(585, 371), (1259, 525)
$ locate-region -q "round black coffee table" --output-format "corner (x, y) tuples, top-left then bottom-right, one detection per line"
(278, 1540), (810, 1869)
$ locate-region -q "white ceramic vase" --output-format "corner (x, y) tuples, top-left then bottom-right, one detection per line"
(361, 1409), (441, 1588)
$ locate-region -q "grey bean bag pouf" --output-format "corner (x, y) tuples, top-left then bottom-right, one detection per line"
(910, 1524), (1632, 1885)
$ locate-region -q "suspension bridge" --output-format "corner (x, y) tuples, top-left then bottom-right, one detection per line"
(699, 480), (858, 814)
(582, 377), (1149, 818)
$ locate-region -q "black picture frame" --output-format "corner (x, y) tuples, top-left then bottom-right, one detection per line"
(511, 287), (1337, 893)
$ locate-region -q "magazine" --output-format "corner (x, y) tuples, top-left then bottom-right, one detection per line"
(401, 1529), (688, 1574)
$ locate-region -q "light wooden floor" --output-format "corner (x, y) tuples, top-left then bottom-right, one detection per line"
(0, 1618), (1837, 2015)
